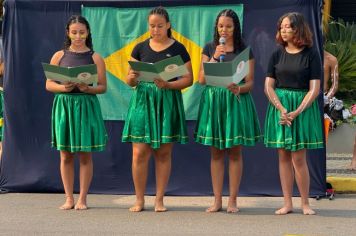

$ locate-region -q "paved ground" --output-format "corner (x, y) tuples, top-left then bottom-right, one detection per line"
(326, 123), (356, 192)
(326, 123), (355, 176)
(0, 193), (356, 235)
(0, 123), (354, 235)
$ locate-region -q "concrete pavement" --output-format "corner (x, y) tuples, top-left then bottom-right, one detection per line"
(1, 193), (356, 235)
(0, 120), (354, 235)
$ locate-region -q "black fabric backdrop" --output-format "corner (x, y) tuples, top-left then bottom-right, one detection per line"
(0, 0), (326, 196)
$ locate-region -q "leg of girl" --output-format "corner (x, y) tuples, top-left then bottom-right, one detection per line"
(153, 143), (173, 212)
(75, 152), (93, 210)
(130, 143), (151, 212)
(59, 151), (75, 210)
(275, 148), (294, 215)
(206, 147), (225, 212)
(292, 149), (315, 215)
(227, 146), (243, 213)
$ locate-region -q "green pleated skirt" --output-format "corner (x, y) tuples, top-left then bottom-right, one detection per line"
(194, 86), (262, 149)
(51, 93), (107, 152)
(264, 88), (324, 151)
(122, 82), (188, 149)
(0, 90), (3, 141)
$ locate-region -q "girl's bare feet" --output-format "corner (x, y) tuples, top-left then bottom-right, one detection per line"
(351, 136), (356, 170)
(350, 158), (356, 170)
(302, 205), (316, 215)
(59, 197), (74, 210)
(227, 199), (239, 213)
(129, 201), (145, 212)
(206, 199), (222, 213)
(74, 200), (88, 210)
(154, 200), (167, 212)
(275, 206), (293, 215)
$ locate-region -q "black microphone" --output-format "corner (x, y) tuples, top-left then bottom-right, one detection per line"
(219, 37), (226, 62)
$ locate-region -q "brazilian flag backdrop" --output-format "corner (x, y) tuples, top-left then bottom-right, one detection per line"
(82, 5), (243, 120)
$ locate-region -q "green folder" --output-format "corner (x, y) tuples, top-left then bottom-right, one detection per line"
(42, 63), (98, 84)
(128, 55), (188, 82)
(203, 47), (250, 87)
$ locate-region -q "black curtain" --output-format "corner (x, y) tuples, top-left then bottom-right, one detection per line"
(0, 0), (325, 196)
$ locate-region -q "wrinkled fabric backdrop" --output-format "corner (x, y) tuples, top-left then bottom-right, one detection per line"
(0, 0), (326, 196)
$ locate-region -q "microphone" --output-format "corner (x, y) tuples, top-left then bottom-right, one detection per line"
(219, 37), (226, 62)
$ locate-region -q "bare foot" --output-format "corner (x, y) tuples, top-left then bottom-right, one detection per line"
(154, 200), (167, 212)
(302, 206), (316, 215)
(350, 159), (356, 170)
(206, 200), (222, 213)
(74, 201), (88, 210)
(59, 197), (74, 210)
(154, 206), (167, 212)
(227, 206), (239, 213)
(129, 201), (144, 212)
(227, 200), (239, 213)
(275, 206), (293, 215)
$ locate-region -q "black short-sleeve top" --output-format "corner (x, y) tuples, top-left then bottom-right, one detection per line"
(266, 47), (321, 89)
(131, 39), (190, 64)
(202, 41), (254, 62)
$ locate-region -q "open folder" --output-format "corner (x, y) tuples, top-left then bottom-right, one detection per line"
(42, 63), (98, 84)
(203, 47), (250, 87)
(128, 55), (188, 82)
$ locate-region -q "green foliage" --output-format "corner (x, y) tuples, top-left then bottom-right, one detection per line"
(324, 19), (356, 92)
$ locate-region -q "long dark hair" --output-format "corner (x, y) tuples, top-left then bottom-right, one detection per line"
(63, 15), (93, 50)
(213, 9), (245, 52)
(148, 6), (172, 38)
(276, 12), (313, 48)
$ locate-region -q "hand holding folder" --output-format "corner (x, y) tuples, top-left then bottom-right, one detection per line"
(203, 47), (250, 88)
(42, 63), (98, 85)
(128, 55), (188, 82)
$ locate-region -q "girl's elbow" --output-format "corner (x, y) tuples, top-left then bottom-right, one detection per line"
(198, 75), (205, 85)
(184, 75), (193, 87)
(263, 86), (268, 95)
(188, 78), (193, 87)
(125, 80), (132, 87)
(248, 81), (254, 90)
(45, 81), (52, 92)
(198, 80), (206, 85)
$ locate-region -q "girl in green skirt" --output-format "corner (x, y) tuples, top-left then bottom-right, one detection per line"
(46, 15), (107, 210)
(122, 7), (193, 212)
(194, 9), (261, 213)
(264, 12), (324, 215)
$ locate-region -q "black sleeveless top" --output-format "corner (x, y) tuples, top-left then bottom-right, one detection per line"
(59, 50), (95, 93)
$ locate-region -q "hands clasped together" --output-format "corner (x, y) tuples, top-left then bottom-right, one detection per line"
(279, 109), (299, 127)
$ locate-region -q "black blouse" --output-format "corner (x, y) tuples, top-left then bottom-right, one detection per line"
(266, 47), (321, 89)
(131, 39), (190, 64)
